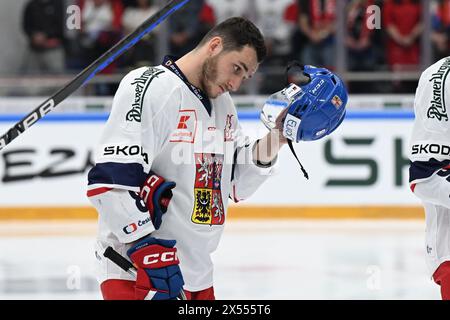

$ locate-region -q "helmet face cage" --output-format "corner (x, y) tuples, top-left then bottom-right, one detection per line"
(260, 89), (291, 130)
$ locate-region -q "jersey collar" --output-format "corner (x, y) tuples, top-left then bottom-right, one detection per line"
(163, 56), (212, 116)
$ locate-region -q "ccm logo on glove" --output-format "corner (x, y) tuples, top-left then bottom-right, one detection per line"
(127, 237), (184, 300)
(143, 251), (178, 266)
(140, 175), (161, 203)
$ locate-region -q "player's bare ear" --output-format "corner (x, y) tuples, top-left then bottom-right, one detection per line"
(208, 37), (223, 56)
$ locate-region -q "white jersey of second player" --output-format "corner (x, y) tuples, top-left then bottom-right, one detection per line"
(409, 56), (450, 276)
(87, 56), (277, 291)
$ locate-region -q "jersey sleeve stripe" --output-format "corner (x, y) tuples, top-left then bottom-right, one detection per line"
(409, 158), (450, 184)
(88, 162), (147, 189)
(87, 187), (113, 198)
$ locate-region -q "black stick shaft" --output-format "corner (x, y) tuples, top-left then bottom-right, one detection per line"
(103, 246), (137, 277)
(0, 0), (190, 151)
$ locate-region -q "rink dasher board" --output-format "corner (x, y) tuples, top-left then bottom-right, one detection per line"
(0, 111), (420, 213)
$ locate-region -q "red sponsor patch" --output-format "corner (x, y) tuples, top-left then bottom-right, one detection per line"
(170, 110), (197, 143)
(177, 115), (191, 129)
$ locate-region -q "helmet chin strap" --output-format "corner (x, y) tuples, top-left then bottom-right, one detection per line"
(285, 60), (310, 180)
(287, 139), (309, 180)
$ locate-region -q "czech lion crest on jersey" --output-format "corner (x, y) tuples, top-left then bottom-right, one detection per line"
(191, 153), (225, 225)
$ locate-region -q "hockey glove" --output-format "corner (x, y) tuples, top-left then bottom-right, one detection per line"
(127, 237), (184, 300)
(140, 171), (176, 229)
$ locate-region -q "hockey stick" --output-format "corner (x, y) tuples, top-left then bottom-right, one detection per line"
(0, 0), (191, 152)
(103, 246), (188, 300)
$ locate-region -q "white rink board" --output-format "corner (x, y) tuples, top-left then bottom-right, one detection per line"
(0, 111), (420, 206)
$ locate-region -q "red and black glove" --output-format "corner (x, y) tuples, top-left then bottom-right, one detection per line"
(139, 171), (176, 229)
(127, 237), (184, 300)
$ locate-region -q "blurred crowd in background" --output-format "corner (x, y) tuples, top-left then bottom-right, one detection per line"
(13, 0), (450, 95)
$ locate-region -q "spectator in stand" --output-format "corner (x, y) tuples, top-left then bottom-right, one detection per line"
(346, 0), (376, 71)
(297, 0), (336, 69)
(22, 0), (65, 75)
(78, 0), (124, 95)
(431, 0), (450, 61)
(383, 0), (422, 72)
(78, 0), (124, 69)
(370, 0), (386, 69)
(253, 0), (298, 66)
(122, 0), (160, 68)
(206, 0), (249, 24)
(206, 0), (299, 66)
(285, 0), (307, 63)
(123, 0), (159, 34)
(168, 0), (215, 57)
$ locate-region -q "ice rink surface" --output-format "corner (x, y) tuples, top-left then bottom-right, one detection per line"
(0, 219), (441, 300)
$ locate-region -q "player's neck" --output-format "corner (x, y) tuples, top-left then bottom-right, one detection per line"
(176, 51), (205, 91)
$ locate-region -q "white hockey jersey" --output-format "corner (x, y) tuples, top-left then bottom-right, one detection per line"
(87, 56), (277, 291)
(409, 57), (450, 276)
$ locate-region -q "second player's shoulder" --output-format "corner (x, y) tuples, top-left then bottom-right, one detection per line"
(412, 57), (450, 138)
(416, 57), (450, 95)
(420, 57), (450, 78)
(415, 57), (450, 102)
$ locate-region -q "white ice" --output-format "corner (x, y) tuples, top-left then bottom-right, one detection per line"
(0, 219), (441, 300)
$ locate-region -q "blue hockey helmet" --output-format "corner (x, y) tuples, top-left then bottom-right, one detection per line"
(283, 65), (348, 142)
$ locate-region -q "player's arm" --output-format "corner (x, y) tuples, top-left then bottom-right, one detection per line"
(253, 108), (288, 165)
(229, 122), (280, 203)
(89, 71), (185, 299)
(88, 170), (175, 242)
(89, 170), (184, 300)
(87, 68), (179, 242)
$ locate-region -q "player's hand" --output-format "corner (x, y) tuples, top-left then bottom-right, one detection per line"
(127, 237), (184, 300)
(273, 107), (289, 146)
(140, 172), (176, 229)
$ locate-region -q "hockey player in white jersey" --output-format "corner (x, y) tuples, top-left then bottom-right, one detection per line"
(87, 17), (347, 300)
(409, 57), (450, 300)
